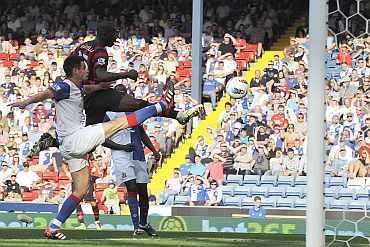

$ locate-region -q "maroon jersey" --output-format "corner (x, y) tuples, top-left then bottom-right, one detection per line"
(72, 40), (108, 85)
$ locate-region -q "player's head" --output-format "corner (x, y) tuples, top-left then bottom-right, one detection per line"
(97, 20), (116, 47)
(63, 55), (88, 81)
(114, 84), (127, 95)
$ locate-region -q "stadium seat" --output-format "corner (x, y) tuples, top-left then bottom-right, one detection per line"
(21, 192), (34, 201)
(97, 203), (108, 213)
(285, 187), (304, 199)
(324, 197), (333, 209)
(260, 175), (277, 187)
(348, 200), (367, 210)
(347, 177), (366, 189)
(329, 199), (349, 209)
(329, 177), (347, 188)
(174, 195), (188, 205)
(275, 198), (294, 208)
(355, 188), (369, 201)
(241, 197), (256, 207)
(42, 171), (57, 181)
(267, 186), (285, 198)
(242, 175), (260, 186)
(250, 187), (268, 197)
(58, 172), (70, 181)
(294, 176), (307, 187)
(95, 183), (109, 192)
(324, 187), (338, 198)
(294, 198), (307, 208)
(0, 53), (9, 60)
(337, 188), (356, 200)
(324, 175), (331, 188)
(95, 191), (103, 203)
(226, 174), (243, 185)
(277, 176), (294, 186)
(8, 53), (18, 60)
(223, 196), (241, 207)
(365, 178), (370, 189)
(260, 198), (276, 208)
(233, 186), (250, 196)
(221, 185), (234, 196)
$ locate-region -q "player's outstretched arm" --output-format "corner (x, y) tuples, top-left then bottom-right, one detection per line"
(8, 88), (54, 109)
(138, 126), (161, 161)
(95, 67), (138, 83)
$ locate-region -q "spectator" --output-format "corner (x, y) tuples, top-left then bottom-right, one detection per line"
(233, 145), (254, 175)
(204, 153), (225, 183)
(270, 149), (284, 176)
(16, 163), (40, 191)
(189, 155), (206, 177)
(203, 74), (223, 110)
(0, 161), (12, 184)
(282, 148), (300, 176)
(249, 196), (266, 219)
(102, 181), (120, 215)
(252, 146), (269, 175)
(159, 169), (182, 205)
(5, 173), (21, 199)
(179, 156), (193, 177)
(205, 180), (222, 206)
(188, 176), (209, 206)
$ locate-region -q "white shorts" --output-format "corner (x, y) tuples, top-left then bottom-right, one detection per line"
(60, 124), (106, 173)
(111, 155), (150, 185)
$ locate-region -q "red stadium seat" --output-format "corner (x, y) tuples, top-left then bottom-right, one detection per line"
(58, 172), (70, 181)
(182, 61), (192, 68)
(2, 61), (14, 68)
(42, 171), (57, 181)
(96, 191), (103, 202)
(0, 53), (9, 60)
(36, 171), (43, 180)
(97, 203), (108, 214)
(9, 53), (18, 60)
(21, 192), (34, 201)
(31, 189), (40, 200)
(95, 183), (108, 192)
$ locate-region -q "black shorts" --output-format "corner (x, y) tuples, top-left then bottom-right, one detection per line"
(84, 89), (150, 126)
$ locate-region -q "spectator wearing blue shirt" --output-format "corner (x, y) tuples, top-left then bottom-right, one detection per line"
(188, 176), (209, 206)
(179, 156), (194, 177)
(189, 155), (206, 176)
(203, 74), (223, 109)
(249, 196), (266, 219)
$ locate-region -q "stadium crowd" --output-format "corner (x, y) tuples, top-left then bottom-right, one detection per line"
(160, 32), (370, 206)
(0, 0), (303, 209)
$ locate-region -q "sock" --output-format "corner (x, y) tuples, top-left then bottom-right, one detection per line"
(50, 194), (81, 230)
(127, 192), (139, 230)
(139, 201), (149, 226)
(126, 101), (167, 128)
(92, 204), (100, 222)
(76, 204), (85, 224)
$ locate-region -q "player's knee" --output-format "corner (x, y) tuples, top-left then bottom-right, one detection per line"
(124, 179), (138, 193)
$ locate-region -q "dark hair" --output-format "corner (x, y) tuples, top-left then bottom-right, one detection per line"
(63, 55), (85, 77)
(254, 196), (261, 202)
(97, 21), (115, 36)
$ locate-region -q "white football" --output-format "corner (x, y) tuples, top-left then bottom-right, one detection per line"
(226, 77), (248, 99)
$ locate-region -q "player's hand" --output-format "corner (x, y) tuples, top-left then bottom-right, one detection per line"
(8, 100), (28, 109)
(121, 144), (134, 152)
(126, 69), (138, 81)
(153, 152), (161, 162)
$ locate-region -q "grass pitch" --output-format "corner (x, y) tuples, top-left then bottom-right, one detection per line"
(0, 229), (368, 247)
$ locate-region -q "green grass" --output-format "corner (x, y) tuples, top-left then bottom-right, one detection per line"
(0, 229), (369, 247)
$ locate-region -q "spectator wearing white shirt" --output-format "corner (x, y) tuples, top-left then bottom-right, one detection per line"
(0, 161), (12, 185)
(16, 163), (40, 191)
(159, 169), (183, 205)
(206, 180), (223, 206)
(134, 79), (149, 99)
(282, 148), (300, 176)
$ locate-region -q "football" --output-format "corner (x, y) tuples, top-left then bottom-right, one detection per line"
(226, 77), (248, 99)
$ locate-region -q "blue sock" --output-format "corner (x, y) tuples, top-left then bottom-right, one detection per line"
(50, 194), (80, 230)
(127, 101), (167, 127)
(127, 192), (140, 230)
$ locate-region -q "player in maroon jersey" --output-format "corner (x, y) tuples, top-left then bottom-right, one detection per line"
(72, 21), (204, 130)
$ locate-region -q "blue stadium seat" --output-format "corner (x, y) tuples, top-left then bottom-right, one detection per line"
(243, 175), (261, 186)
(267, 186), (285, 198)
(294, 176), (307, 187)
(241, 197), (256, 207)
(329, 199), (349, 209)
(250, 186), (268, 197)
(233, 186), (251, 196)
(337, 188), (356, 200)
(285, 187), (304, 199)
(174, 195), (188, 205)
(324, 197), (333, 209)
(347, 177), (366, 189)
(223, 196), (241, 207)
(355, 189), (369, 201)
(324, 175), (331, 188)
(324, 187), (338, 198)
(329, 177), (347, 188)
(348, 200), (367, 210)
(260, 175), (277, 187)
(277, 176), (294, 186)
(276, 198), (294, 208)
(221, 185), (235, 196)
(294, 198), (307, 208)
(261, 198), (276, 208)
(226, 174), (243, 185)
